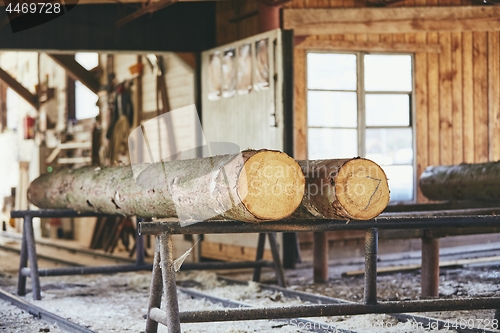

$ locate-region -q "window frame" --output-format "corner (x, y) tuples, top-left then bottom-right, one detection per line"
(306, 50), (417, 203)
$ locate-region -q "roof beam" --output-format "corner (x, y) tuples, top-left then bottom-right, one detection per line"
(116, 0), (177, 27)
(48, 54), (100, 94)
(0, 67), (38, 110)
(284, 6), (500, 35)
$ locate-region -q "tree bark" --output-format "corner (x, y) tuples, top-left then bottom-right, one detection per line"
(293, 158), (390, 220)
(27, 149), (305, 222)
(420, 161), (500, 202)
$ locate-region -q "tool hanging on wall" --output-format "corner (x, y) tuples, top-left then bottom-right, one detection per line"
(106, 80), (134, 165)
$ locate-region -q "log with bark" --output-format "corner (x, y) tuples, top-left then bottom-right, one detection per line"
(293, 158), (390, 220)
(27, 149), (306, 222)
(420, 161), (500, 202)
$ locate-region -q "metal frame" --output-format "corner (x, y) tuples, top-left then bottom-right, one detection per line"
(10, 209), (285, 301)
(139, 211), (500, 333)
(11, 209), (153, 300)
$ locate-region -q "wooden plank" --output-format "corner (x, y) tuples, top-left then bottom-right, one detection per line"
(283, 6), (500, 35)
(427, 33), (440, 167)
(367, 34), (380, 43)
(462, 31), (474, 163)
(393, 33), (407, 44)
(379, 33), (393, 44)
(295, 38), (442, 53)
(200, 241), (272, 262)
(175, 52), (197, 70)
(439, 32), (453, 166)
(451, 32), (463, 164)
(294, 49), (307, 160)
(488, 32), (500, 162)
(0, 67), (38, 110)
(473, 32), (489, 163)
(48, 54), (100, 94)
(415, 33), (429, 203)
(356, 34), (368, 42)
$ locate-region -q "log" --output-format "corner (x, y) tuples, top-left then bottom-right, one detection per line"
(27, 150), (306, 222)
(420, 161), (500, 201)
(293, 158), (390, 220)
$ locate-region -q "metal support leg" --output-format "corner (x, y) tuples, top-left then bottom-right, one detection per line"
(17, 219), (29, 296)
(252, 233), (266, 282)
(159, 234), (181, 333)
(24, 216), (41, 300)
(364, 228), (378, 305)
(267, 233), (286, 288)
(421, 231), (439, 297)
(146, 237), (162, 333)
(136, 217), (145, 266)
(313, 232), (328, 283)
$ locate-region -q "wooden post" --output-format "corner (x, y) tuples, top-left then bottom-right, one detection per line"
(313, 232), (329, 283)
(258, 2), (280, 33)
(421, 231), (440, 297)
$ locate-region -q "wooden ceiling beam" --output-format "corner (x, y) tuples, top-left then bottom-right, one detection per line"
(116, 0), (177, 27)
(295, 38), (442, 53)
(284, 6), (500, 35)
(48, 54), (100, 94)
(0, 67), (38, 110)
(175, 52), (197, 69)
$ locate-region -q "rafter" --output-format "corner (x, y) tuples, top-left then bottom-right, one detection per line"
(116, 0), (177, 27)
(0, 67), (38, 110)
(48, 54), (101, 94)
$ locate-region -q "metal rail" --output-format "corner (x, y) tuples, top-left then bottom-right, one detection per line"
(0, 288), (97, 333)
(219, 277), (500, 333)
(139, 214), (500, 235)
(170, 297), (500, 323)
(177, 286), (357, 333)
(11, 210), (282, 301)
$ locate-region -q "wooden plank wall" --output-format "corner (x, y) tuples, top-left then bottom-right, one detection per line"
(283, 2), (500, 203)
(216, 1), (259, 45)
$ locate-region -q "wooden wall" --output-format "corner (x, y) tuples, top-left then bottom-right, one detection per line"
(216, 1), (259, 46)
(215, 1), (500, 203)
(286, 3), (500, 203)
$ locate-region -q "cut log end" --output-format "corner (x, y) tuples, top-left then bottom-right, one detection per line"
(336, 158), (390, 220)
(237, 150), (305, 221)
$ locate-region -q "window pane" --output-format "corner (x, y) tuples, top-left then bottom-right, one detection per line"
(365, 128), (413, 165)
(365, 94), (410, 126)
(308, 128), (358, 159)
(308, 91), (357, 127)
(307, 53), (356, 90)
(383, 165), (414, 202)
(364, 55), (412, 92)
(75, 81), (99, 120)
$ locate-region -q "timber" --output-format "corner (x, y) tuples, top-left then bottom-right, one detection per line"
(27, 150), (305, 222)
(294, 38), (442, 54)
(294, 158), (390, 221)
(420, 161), (500, 201)
(283, 6), (500, 35)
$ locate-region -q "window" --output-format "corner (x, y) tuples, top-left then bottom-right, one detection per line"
(307, 52), (414, 202)
(75, 53), (99, 120)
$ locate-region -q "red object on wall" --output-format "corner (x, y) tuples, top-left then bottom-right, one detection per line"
(23, 115), (35, 140)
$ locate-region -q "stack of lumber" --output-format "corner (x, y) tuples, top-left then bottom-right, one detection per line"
(27, 150), (390, 222)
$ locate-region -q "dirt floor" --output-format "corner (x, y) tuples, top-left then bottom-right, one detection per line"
(1, 237), (500, 332)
